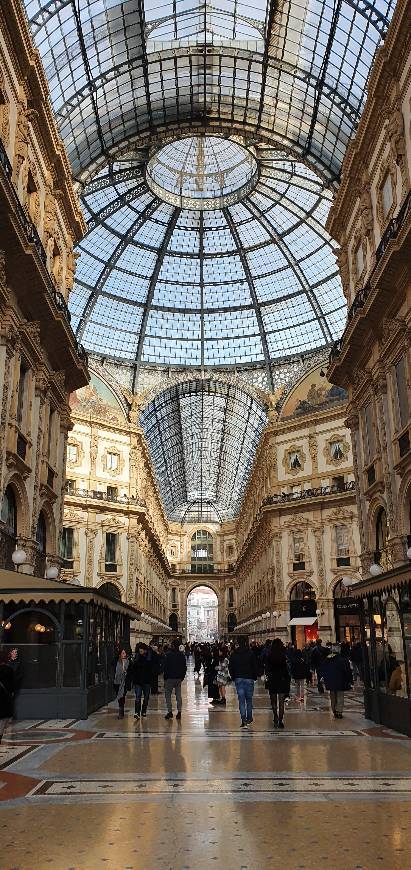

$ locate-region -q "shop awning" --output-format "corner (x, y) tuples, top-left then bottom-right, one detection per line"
(288, 617), (318, 626)
(0, 568), (141, 619)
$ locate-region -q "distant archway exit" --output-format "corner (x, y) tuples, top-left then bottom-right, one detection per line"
(187, 586), (218, 642)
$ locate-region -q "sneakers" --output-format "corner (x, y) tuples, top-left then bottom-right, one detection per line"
(273, 716), (279, 728)
(247, 718), (253, 725)
(278, 720), (284, 729)
(141, 712), (147, 718)
(164, 712), (173, 720)
(134, 713), (140, 720)
(176, 712), (182, 720)
(240, 720), (248, 728)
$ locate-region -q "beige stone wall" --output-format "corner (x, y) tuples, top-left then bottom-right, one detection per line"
(233, 369), (361, 641)
(0, 0), (87, 577)
(327, 0), (411, 577)
(61, 372), (170, 635)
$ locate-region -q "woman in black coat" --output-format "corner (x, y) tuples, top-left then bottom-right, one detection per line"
(265, 639), (291, 729)
(0, 649), (15, 743)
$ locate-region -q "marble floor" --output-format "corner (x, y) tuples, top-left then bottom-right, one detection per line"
(0, 666), (410, 870)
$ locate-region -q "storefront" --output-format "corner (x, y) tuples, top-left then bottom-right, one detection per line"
(333, 579), (361, 643)
(351, 565), (411, 737)
(0, 569), (141, 719)
(289, 582), (318, 647)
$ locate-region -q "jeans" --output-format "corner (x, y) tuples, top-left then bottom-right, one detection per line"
(329, 690), (344, 714)
(294, 678), (304, 698)
(164, 678), (183, 713)
(135, 683), (151, 715)
(234, 678), (254, 723)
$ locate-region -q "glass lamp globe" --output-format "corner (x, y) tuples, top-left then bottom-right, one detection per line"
(369, 562), (383, 577)
(12, 547), (27, 566)
(45, 565), (59, 580)
(342, 576), (354, 587)
(406, 547), (411, 560)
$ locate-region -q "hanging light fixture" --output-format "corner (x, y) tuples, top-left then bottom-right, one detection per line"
(45, 564), (59, 580)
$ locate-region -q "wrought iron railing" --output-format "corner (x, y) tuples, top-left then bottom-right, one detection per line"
(64, 485), (146, 508)
(263, 479), (355, 507)
(0, 135), (88, 368)
(330, 189), (411, 363)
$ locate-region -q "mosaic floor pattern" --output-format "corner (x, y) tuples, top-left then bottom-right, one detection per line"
(0, 668), (410, 869)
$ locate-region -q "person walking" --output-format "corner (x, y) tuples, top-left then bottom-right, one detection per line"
(311, 639), (327, 693)
(216, 646), (230, 705)
(290, 648), (307, 701)
(164, 639), (187, 720)
(149, 642), (160, 695)
(130, 643), (153, 720)
(0, 649), (14, 744)
(321, 644), (353, 718)
(114, 649), (130, 719)
(228, 638), (258, 728)
(265, 639), (291, 729)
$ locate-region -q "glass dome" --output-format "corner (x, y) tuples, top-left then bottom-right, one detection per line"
(71, 141), (346, 376)
(146, 136), (258, 209)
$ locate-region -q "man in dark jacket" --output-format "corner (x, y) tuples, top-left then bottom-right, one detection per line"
(129, 643), (153, 720)
(229, 639), (258, 727)
(321, 646), (353, 718)
(164, 640), (187, 720)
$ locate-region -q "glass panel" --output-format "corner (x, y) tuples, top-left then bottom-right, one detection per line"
(63, 643), (82, 688)
(384, 599), (407, 698)
(64, 602), (84, 640)
(400, 584), (411, 698)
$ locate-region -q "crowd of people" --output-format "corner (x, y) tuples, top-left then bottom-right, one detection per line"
(1, 634), (401, 736)
(111, 635), (364, 729)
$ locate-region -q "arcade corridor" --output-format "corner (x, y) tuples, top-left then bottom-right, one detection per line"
(0, 666), (410, 869)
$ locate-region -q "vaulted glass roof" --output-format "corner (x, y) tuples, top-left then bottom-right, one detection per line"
(140, 379), (268, 521)
(68, 142), (346, 381)
(25, 0), (395, 184)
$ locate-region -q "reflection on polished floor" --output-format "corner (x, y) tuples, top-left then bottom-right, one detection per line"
(1, 665), (410, 870)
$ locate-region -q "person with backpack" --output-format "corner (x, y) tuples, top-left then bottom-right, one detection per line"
(321, 644), (353, 718)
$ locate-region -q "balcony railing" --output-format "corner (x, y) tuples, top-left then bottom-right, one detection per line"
(65, 485), (146, 508)
(0, 135), (87, 367)
(330, 189), (411, 364)
(263, 480), (355, 507)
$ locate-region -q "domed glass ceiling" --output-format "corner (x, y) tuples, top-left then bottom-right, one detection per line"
(70, 141), (345, 378)
(146, 137), (259, 209)
(24, 0), (395, 384)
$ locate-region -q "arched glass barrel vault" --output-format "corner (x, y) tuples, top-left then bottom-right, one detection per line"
(24, 0), (395, 389)
(140, 379), (267, 522)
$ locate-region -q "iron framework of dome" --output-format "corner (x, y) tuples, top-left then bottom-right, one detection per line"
(24, 0), (395, 388)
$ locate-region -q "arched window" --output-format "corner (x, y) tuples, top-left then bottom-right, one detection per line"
(375, 507), (388, 569)
(1, 485), (17, 536)
(333, 579), (348, 599)
(290, 581), (316, 601)
(191, 529), (214, 574)
(36, 511), (47, 554)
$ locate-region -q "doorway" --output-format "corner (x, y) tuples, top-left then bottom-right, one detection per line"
(187, 586), (219, 642)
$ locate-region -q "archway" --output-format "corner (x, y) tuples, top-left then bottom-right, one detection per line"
(98, 582), (122, 601)
(187, 586), (219, 642)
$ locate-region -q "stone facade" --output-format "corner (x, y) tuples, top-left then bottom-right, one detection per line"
(0, 0), (88, 577)
(233, 366), (361, 642)
(327, 0), (411, 577)
(62, 372), (170, 635)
